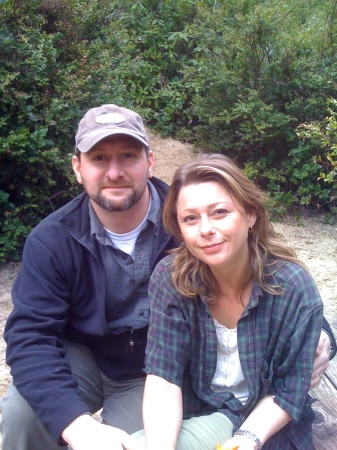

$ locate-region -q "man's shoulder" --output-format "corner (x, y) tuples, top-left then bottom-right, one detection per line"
(31, 192), (89, 235)
(149, 176), (169, 201)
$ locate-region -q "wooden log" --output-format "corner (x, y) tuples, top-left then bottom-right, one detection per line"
(312, 377), (337, 450)
(311, 315), (337, 450)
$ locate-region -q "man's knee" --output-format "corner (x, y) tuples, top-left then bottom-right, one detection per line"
(1, 382), (36, 429)
(1, 383), (62, 450)
(101, 377), (145, 433)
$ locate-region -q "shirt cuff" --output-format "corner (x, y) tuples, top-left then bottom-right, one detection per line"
(322, 317), (337, 360)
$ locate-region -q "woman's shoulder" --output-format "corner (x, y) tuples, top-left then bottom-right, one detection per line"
(267, 260), (319, 294)
(151, 254), (175, 284)
(154, 253), (175, 271)
(270, 260), (310, 279)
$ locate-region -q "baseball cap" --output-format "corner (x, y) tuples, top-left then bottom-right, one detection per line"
(75, 104), (149, 153)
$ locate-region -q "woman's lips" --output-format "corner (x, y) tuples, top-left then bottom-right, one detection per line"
(199, 242), (223, 253)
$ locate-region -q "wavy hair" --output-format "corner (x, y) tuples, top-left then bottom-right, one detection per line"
(162, 154), (305, 301)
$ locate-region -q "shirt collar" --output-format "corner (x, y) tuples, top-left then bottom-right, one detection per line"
(241, 281), (263, 318)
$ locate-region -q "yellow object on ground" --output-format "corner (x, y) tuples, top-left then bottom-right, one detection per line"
(216, 444), (239, 450)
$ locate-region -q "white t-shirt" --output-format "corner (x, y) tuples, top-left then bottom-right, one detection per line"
(105, 197), (152, 260)
(210, 318), (249, 405)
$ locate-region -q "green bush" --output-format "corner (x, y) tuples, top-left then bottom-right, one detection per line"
(177, 0), (337, 210)
(0, 189), (28, 261)
(2, 0), (337, 260)
(0, 0), (134, 261)
(113, 0), (200, 134)
(296, 99), (337, 210)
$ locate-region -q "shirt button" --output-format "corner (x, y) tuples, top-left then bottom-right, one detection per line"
(139, 311), (144, 317)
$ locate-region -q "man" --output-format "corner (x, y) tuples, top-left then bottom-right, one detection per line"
(0, 104), (335, 450)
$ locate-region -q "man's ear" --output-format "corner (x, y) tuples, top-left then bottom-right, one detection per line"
(72, 155), (82, 184)
(147, 151), (155, 178)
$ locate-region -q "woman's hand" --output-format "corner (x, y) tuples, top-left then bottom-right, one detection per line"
(310, 330), (331, 389)
(221, 435), (257, 449)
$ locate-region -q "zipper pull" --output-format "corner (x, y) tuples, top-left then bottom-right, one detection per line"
(130, 335), (134, 353)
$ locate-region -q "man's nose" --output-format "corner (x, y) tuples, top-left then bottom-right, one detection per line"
(106, 160), (124, 179)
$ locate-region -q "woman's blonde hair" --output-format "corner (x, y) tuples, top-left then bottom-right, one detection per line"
(162, 154), (305, 301)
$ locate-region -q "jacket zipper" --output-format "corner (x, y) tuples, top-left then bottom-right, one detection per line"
(130, 330), (134, 353)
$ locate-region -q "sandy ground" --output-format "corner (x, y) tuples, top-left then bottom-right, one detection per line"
(0, 129), (336, 445)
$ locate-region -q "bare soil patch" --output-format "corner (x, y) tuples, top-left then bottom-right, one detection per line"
(0, 262), (19, 399)
(0, 128), (336, 412)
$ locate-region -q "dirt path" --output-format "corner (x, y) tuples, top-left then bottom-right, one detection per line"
(0, 130), (336, 444)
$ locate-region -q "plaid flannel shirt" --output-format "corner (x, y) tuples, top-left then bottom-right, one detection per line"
(146, 255), (323, 450)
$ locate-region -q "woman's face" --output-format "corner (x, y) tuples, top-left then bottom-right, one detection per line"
(176, 181), (256, 274)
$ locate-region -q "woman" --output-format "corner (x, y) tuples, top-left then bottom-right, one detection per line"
(136, 154), (323, 450)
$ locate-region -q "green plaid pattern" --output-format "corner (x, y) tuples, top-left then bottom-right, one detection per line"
(145, 255), (323, 450)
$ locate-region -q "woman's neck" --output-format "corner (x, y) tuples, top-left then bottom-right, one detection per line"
(208, 279), (253, 328)
(211, 255), (251, 300)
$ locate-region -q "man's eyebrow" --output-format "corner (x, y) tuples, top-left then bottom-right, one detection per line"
(120, 142), (143, 151)
(120, 145), (140, 150)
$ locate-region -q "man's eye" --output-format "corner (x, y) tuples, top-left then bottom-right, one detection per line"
(93, 155), (105, 161)
(121, 153), (136, 159)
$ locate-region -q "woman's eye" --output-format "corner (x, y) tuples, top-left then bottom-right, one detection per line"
(213, 209), (227, 216)
(183, 215), (198, 223)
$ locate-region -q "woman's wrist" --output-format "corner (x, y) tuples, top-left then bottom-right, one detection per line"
(234, 429), (262, 450)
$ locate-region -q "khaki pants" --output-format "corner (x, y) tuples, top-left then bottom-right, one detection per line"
(132, 412), (233, 450)
(0, 341), (145, 450)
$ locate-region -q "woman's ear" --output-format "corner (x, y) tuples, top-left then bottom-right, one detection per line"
(249, 212), (257, 229)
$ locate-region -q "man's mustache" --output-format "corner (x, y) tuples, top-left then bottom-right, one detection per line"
(98, 182), (132, 189)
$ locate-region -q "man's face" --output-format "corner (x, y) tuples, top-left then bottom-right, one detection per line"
(72, 135), (154, 212)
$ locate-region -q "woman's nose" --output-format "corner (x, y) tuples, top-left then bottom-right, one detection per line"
(199, 217), (215, 236)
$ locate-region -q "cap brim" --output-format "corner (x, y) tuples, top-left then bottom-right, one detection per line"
(77, 128), (149, 153)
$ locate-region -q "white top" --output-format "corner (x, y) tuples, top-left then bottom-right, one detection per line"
(210, 318), (249, 405)
(105, 196), (152, 260)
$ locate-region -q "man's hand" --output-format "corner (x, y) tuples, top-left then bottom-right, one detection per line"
(310, 330), (331, 389)
(62, 414), (143, 450)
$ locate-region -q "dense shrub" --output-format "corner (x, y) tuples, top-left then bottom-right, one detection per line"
(1, 0), (337, 261)
(114, 0), (337, 212)
(114, 0), (200, 133)
(179, 1), (337, 209)
(0, 0), (134, 261)
(296, 99), (337, 212)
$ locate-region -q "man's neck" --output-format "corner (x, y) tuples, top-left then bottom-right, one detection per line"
(90, 187), (150, 234)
